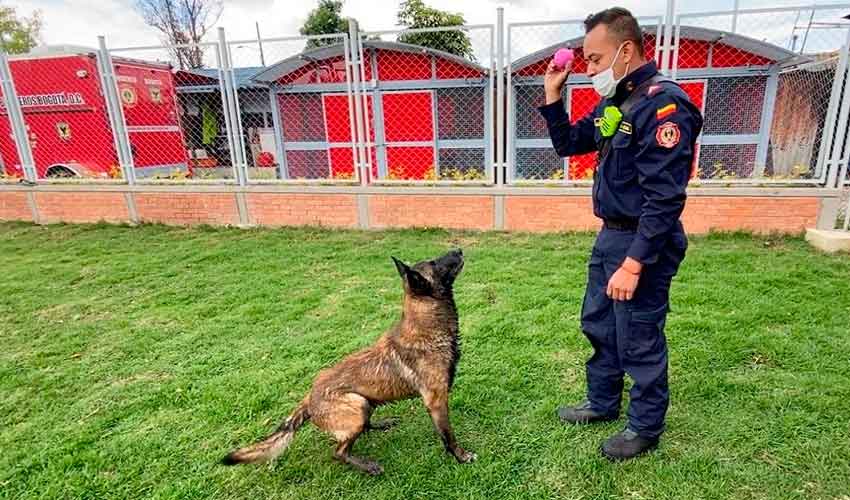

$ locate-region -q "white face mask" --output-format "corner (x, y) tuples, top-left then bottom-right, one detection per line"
(591, 43), (628, 99)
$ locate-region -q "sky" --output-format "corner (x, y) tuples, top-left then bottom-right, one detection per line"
(11, 0), (850, 65)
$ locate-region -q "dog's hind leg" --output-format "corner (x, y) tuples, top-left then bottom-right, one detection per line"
(313, 393), (384, 476)
(334, 435), (383, 476)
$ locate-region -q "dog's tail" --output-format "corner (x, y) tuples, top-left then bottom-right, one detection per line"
(221, 396), (311, 465)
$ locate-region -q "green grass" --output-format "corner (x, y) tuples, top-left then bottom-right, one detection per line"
(1, 221), (849, 500)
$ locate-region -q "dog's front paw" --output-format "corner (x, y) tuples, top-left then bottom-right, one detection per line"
(455, 448), (477, 463)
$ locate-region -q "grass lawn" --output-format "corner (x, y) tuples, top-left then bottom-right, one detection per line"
(1, 221), (849, 500)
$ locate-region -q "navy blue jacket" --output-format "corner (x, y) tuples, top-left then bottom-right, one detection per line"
(538, 61), (703, 265)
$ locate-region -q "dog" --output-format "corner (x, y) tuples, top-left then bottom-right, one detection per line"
(222, 249), (475, 475)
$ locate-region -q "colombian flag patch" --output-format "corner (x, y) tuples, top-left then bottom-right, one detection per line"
(656, 103), (677, 121)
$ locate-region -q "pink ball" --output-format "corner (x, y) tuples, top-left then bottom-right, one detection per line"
(553, 48), (574, 69)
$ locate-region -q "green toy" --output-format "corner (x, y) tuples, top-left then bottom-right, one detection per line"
(599, 105), (622, 138)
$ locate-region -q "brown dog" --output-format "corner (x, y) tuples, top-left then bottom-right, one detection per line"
(222, 249), (474, 475)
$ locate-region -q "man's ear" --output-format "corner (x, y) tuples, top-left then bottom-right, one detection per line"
(392, 256), (408, 278)
(623, 40), (636, 64)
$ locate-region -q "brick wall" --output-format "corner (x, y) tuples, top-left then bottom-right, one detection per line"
(135, 193), (238, 226)
(0, 188), (828, 234)
(369, 195), (493, 230)
(0, 192), (32, 221)
(35, 192), (128, 224)
(505, 196), (599, 232)
(247, 193), (358, 228)
(681, 197), (820, 234)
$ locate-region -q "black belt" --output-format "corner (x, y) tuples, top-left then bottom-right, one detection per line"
(603, 218), (639, 231)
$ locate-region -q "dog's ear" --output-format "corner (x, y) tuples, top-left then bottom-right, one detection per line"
(392, 257), (431, 295)
(391, 256), (408, 278)
(404, 267), (431, 295)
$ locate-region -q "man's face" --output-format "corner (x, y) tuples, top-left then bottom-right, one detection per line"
(583, 24), (633, 78)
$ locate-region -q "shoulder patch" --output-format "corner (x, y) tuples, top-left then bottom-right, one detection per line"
(656, 103), (677, 121)
(656, 121), (681, 149)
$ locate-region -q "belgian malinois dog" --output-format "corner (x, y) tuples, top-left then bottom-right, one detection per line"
(221, 249), (474, 475)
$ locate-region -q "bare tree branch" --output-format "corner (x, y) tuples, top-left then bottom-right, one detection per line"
(134, 0), (222, 69)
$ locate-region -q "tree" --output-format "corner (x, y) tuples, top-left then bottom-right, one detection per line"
(0, 6), (42, 55)
(397, 0), (473, 60)
(300, 0), (349, 50)
(134, 0), (223, 69)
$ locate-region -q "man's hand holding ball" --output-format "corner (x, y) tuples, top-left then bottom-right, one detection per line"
(544, 48), (574, 104)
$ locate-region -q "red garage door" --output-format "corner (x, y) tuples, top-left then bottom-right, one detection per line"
(322, 93), (374, 180)
(319, 90), (437, 181)
(381, 90), (434, 180)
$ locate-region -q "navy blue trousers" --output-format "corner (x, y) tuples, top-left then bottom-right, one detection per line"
(579, 222), (687, 439)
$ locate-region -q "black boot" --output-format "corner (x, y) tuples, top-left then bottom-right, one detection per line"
(557, 400), (618, 424)
(600, 428), (659, 461)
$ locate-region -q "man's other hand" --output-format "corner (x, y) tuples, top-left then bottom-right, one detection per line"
(607, 267), (640, 301)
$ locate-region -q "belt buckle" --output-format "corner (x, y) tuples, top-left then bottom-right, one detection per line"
(605, 219), (635, 231)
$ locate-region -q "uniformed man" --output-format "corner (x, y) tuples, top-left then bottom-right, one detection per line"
(537, 7), (703, 461)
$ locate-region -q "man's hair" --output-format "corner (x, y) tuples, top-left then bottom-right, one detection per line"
(584, 7), (645, 57)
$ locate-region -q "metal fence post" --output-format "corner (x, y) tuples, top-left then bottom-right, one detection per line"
(731, 0), (740, 33)
(356, 29), (374, 183)
(671, 16), (682, 81)
(496, 7), (505, 185)
(212, 38), (239, 182)
(835, 126), (850, 192)
(0, 51), (37, 183)
(825, 27), (850, 188)
(754, 68), (779, 178)
(505, 19), (515, 184)
(661, 0), (676, 76)
(218, 28), (248, 186)
(268, 86), (288, 180)
(342, 32), (357, 183)
(96, 36), (136, 184)
(485, 24), (495, 184)
(834, 81), (850, 189)
(348, 18), (369, 185)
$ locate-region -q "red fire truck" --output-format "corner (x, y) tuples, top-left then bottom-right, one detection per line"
(0, 45), (188, 179)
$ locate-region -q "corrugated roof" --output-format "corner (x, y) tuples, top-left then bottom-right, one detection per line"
(250, 40), (487, 84)
(510, 24), (810, 74)
(174, 66), (266, 88)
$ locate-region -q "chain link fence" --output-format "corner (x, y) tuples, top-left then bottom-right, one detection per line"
(1, 4), (849, 190)
(506, 17), (662, 184)
(229, 33), (358, 183)
(357, 25), (495, 183)
(0, 46), (126, 183)
(0, 69), (24, 183)
(675, 5), (850, 183)
(105, 42), (228, 182)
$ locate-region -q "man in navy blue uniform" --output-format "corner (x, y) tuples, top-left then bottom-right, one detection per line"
(538, 7), (703, 460)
